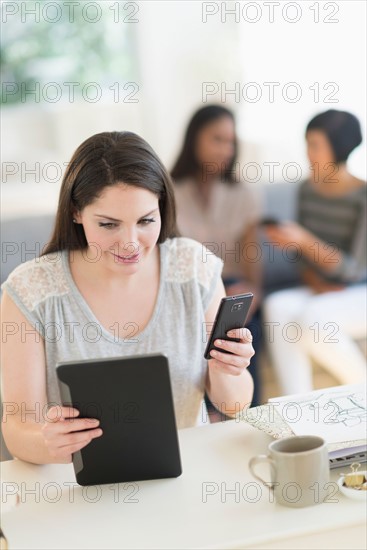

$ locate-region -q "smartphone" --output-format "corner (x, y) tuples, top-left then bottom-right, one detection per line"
(204, 293), (254, 360)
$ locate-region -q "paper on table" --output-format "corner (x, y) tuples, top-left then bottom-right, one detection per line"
(268, 383), (367, 445)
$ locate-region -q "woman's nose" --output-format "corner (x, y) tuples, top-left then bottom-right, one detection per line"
(115, 227), (139, 256)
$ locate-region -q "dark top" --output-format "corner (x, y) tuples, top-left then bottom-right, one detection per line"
(298, 180), (367, 283)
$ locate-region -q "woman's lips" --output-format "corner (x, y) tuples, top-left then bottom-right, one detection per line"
(112, 252), (140, 264)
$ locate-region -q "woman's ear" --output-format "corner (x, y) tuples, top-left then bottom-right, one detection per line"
(73, 212), (82, 224)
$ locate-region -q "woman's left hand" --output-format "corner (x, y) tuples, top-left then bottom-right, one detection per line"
(208, 328), (255, 376)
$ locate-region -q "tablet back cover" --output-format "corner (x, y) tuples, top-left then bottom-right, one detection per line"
(56, 354), (182, 486)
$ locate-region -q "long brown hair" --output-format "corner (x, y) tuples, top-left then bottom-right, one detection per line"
(171, 105), (238, 184)
(43, 131), (178, 255)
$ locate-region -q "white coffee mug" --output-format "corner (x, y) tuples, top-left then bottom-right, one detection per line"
(249, 435), (330, 508)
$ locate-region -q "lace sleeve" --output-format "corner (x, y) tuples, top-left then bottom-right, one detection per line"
(165, 238), (223, 311)
(1, 254), (69, 333)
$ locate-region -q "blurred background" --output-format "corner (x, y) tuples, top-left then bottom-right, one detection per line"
(1, 0), (366, 218)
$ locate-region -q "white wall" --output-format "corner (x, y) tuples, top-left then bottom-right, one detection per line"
(132, 1), (243, 166)
(236, 0), (366, 182)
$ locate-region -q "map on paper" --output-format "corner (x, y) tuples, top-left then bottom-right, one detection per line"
(268, 383), (367, 444)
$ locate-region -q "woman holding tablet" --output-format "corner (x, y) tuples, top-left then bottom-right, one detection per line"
(1, 131), (254, 464)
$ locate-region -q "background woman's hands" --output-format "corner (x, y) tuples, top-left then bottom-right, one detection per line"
(264, 222), (346, 295)
(208, 328), (254, 376)
(264, 221), (311, 249)
(41, 406), (103, 463)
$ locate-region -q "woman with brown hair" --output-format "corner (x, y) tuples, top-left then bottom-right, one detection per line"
(1, 131), (254, 464)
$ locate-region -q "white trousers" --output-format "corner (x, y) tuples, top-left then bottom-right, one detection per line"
(262, 285), (367, 395)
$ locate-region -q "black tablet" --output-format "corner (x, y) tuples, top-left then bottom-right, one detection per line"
(56, 353), (182, 486)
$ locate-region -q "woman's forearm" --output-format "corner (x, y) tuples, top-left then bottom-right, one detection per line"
(2, 416), (65, 465)
(206, 368), (254, 417)
(300, 231), (342, 273)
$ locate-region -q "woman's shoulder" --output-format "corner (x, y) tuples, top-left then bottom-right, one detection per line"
(163, 236), (209, 265)
(163, 236), (217, 260)
(300, 178), (366, 201)
(352, 179), (367, 198)
(173, 178), (196, 200)
(2, 251), (69, 311)
(162, 237), (223, 289)
(299, 179), (313, 191)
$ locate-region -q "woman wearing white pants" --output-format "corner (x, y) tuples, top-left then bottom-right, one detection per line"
(263, 285), (367, 394)
(263, 110), (366, 395)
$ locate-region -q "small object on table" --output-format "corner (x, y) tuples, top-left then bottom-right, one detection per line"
(342, 462), (366, 488)
(338, 462), (367, 500)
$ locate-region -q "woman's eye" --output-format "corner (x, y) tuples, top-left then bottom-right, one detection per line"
(98, 218), (155, 229)
(98, 222), (117, 229)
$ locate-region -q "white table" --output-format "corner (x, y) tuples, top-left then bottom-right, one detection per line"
(1, 420), (365, 550)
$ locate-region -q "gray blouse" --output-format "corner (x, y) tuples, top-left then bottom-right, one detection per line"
(2, 237), (223, 429)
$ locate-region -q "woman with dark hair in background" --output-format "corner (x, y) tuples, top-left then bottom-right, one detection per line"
(263, 109), (366, 394)
(172, 105), (262, 408)
(1, 131), (254, 464)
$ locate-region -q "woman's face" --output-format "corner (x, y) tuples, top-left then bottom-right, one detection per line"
(74, 184), (161, 275)
(306, 130), (336, 177)
(195, 116), (236, 174)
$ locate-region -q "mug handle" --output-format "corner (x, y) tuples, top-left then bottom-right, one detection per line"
(249, 454), (276, 489)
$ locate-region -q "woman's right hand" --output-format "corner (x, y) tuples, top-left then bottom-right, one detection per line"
(41, 406), (103, 463)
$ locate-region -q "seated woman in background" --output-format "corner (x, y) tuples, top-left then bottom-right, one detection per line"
(1, 131), (254, 464)
(263, 109), (366, 395)
(171, 105), (262, 407)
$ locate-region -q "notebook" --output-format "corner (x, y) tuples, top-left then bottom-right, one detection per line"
(243, 383), (367, 469)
